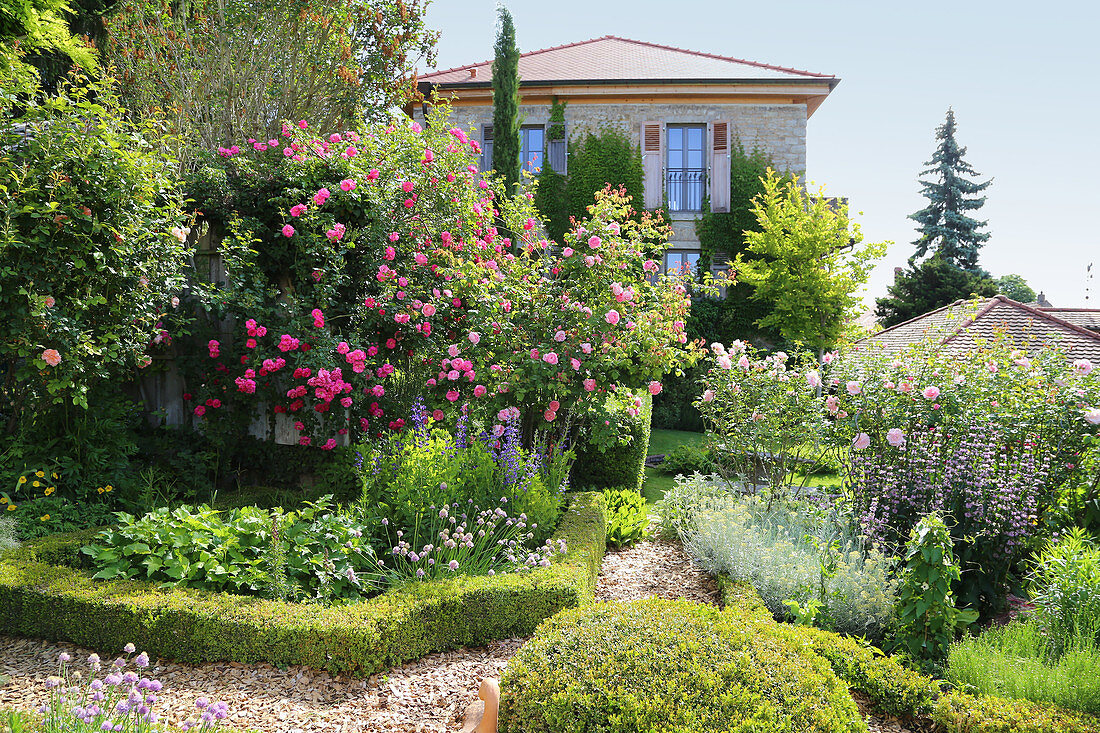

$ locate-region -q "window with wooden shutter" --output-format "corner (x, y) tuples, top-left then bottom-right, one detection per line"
(710, 120), (731, 213)
(480, 125), (494, 172)
(642, 121), (663, 210)
(547, 118), (567, 174)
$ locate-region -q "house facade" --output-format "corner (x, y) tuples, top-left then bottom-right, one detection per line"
(415, 36), (839, 276)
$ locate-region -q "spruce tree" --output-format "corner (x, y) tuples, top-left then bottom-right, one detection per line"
(908, 108), (992, 271)
(490, 5), (520, 193)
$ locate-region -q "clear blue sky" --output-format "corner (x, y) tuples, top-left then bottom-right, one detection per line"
(421, 0), (1100, 309)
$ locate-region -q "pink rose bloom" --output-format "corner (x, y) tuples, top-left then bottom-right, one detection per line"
(290, 204), (307, 217)
(554, 330), (566, 342)
(530, 349), (540, 360)
(605, 310), (621, 325)
(313, 188), (330, 206)
(846, 381), (862, 396)
(587, 236), (601, 249)
(1075, 359), (1094, 376)
(899, 381), (913, 394)
(562, 247), (574, 257)
(648, 381), (662, 395)
(922, 385), (941, 400)
(852, 433), (871, 451)
(737, 355), (750, 370)
(571, 358), (581, 370)
(544, 409), (557, 422)
(339, 179), (356, 192)
(702, 389), (716, 402)
(297, 120), (308, 130)
(423, 303), (437, 317)
(806, 371), (821, 389)
(825, 395), (839, 414)
(822, 351), (836, 364)
(474, 385), (487, 397)
(432, 409), (444, 421)
(1084, 408), (1100, 425)
(414, 252), (428, 265)
(886, 428), (906, 447)
(282, 224), (295, 238)
(583, 378), (597, 392)
(581, 343), (593, 354)
(446, 390), (460, 402)
(549, 400), (560, 412)
(543, 352), (559, 365)
(41, 348), (61, 367)
(716, 355), (733, 370)
(394, 313), (410, 324)
(194, 405), (206, 416)
(492, 424), (505, 437)
(468, 332), (481, 344)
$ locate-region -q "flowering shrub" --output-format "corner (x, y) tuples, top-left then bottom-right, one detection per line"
(181, 105), (694, 450)
(850, 421), (1048, 613)
(1, 77), (189, 426)
(32, 644), (228, 731)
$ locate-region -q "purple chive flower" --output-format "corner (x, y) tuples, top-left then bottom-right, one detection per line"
(123, 643), (136, 654)
(58, 652), (71, 663)
(134, 652), (149, 668)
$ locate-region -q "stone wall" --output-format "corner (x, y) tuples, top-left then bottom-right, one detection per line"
(422, 102), (808, 176)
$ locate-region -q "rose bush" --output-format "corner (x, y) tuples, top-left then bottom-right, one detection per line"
(180, 105), (695, 451)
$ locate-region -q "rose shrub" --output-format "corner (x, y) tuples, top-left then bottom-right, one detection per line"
(180, 105), (694, 453)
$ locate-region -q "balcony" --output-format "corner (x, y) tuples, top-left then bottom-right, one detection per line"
(667, 169), (705, 213)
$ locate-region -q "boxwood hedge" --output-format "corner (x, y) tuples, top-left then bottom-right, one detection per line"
(718, 578), (1100, 733)
(0, 491), (606, 675)
(499, 598), (867, 733)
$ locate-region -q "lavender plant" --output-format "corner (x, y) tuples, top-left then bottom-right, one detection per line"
(32, 644), (228, 732)
(849, 421), (1048, 614)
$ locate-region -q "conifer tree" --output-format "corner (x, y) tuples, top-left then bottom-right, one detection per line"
(875, 255), (998, 328)
(908, 108), (992, 272)
(490, 5), (520, 193)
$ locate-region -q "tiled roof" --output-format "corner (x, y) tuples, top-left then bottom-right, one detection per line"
(1039, 308), (1100, 332)
(419, 36), (837, 86)
(857, 296), (1100, 362)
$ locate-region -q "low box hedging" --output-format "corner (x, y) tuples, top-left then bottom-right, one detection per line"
(718, 578), (1100, 733)
(499, 598), (867, 733)
(0, 492), (606, 675)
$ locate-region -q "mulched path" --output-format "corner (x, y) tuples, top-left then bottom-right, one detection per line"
(0, 533), (916, 732)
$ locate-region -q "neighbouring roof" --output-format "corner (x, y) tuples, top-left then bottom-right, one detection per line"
(856, 296), (1100, 362)
(419, 35), (838, 87)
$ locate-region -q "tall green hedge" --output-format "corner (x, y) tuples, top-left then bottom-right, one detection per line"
(0, 492), (607, 675)
(571, 393), (652, 492)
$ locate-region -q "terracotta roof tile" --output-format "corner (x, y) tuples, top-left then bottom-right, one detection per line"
(420, 36), (836, 86)
(857, 296), (1100, 363)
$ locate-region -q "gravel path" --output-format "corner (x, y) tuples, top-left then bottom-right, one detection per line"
(0, 532), (916, 732)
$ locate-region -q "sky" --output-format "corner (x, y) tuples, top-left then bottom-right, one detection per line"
(419, 0), (1100, 310)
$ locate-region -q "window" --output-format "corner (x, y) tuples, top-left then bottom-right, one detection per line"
(521, 125), (544, 174)
(666, 124), (706, 212)
(480, 125), (493, 172)
(664, 250), (700, 277)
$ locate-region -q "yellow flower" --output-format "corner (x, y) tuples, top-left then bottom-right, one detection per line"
(32, 480), (41, 487)
(0, 497), (7, 504)
(6, 505), (15, 511)
(17, 476), (26, 485)
(44, 486), (55, 496)
(104, 485), (113, 492)
(51, 473), (59, 479)
(35, 471), (44, 478)
(96, 487), (104, 494)
(40, 515), (50, 521)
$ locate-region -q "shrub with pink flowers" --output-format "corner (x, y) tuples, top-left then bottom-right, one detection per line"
(180, 105), (694, 454)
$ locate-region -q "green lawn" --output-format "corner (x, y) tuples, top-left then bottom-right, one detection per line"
(641, 428), (843, 503)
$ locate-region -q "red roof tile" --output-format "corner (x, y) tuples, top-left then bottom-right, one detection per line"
(857, 296), (1100, 363)
(420, 36), (837, 86)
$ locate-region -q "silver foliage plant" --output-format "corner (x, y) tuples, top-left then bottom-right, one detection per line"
(659, 473), (897, 643)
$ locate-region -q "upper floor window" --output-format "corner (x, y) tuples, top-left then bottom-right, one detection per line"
(666, 124), (705, 212)
(521, 126), (545, 174)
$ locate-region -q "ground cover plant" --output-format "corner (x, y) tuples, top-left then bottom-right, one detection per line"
(602, 487), (649, 548)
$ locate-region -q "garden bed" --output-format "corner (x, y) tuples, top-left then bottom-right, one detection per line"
(0, 492), (606, 676)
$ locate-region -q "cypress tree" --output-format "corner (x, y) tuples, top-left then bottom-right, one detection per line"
(908, 108), (992, 272)
(490, 5), (520, 193)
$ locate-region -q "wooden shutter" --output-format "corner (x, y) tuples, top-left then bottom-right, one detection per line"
(642, 121), (663, 209)
(481, 125), (494, 172)
(548, 118), (567, 174)
(710, 120), (730, 213)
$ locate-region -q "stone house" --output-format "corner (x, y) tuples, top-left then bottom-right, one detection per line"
(414, 36), (839, 276)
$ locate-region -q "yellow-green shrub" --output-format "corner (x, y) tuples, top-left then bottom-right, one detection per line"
(499, 598), (866, 733)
